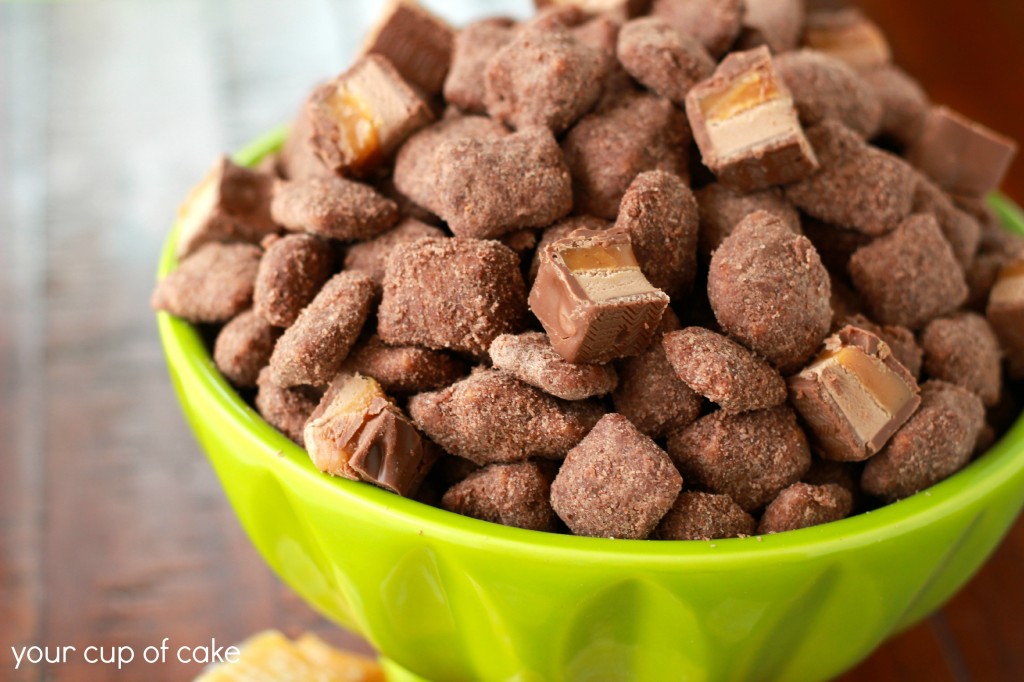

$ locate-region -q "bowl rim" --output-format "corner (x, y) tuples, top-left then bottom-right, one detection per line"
(156, 127), (1024, 566)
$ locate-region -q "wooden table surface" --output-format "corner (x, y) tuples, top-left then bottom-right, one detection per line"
(1, 1), (1022, 680)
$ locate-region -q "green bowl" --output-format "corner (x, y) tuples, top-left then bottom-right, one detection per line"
(157, 130), (1024, 682)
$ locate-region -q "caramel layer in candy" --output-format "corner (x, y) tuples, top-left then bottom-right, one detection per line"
(304, 373), (437, 497)
(790, 326), (920, 462)
(529, 228), (669, 364)
(309, 55), (432, 175)
(803, 8), (891, 72)
(685, 46), (818, 191)
(360, 0), (454, 96)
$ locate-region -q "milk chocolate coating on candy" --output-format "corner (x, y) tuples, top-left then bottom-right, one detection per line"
(663, 327), (787, 413)
(843, 313), (922, 379)
(378, 237), (527, 357)
(616, 17), (714, 106)
(268, 271), (375, 387)
(443, 18), (516, 114)
(912, 176), (981, 267)
(758, 482), (853, 534)
(551, 413), (682, 539)
(484, 23), (608, 134)
(921, 313), (1002, 407)
(736, 0), (804, 53)
(667, 406), (811, 513)
(563, 91), (690, 220)
(786, 120), (916, 236)
(360, 0), (454, 96)
(489, 332), (618, 400)
(848, 213), (968, 330)
(861, 381), (984, 502)
(528, 217), (610, 282)
(408, 369), (603, 465)
(861, 66), (929, 149)
(650, 0), (744, 58)
(694, 183), (800, 258)
(254, 234), (335, 328)
(653, 491), (755, 541)
(214, 309), (281, 389)
(442, 461), (558, 532)
(270, 176), (399, 241)
(151, 243), (262, 324)
(342, 218), (445, 289)
(345, 335), (467, 395)
(802, 8), (891, 72)
(708, 210), (832, 372)
(255, 367), (320, 446)
(774, 50), (882, 138)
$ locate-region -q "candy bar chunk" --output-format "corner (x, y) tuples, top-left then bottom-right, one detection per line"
(650, 0), (744, 58)
(908, 106), (1018, 199)
(786, 120), (917, 236)
(174, 156), (277, 258)
(789, 326), (921, 462)
(922, 313), (1002, 407)
(442, 461), (558, 532)
(988, 256), (1024, 378)
(912, 175), (981, 267)
(253, 234), (335, 328)
(152, 243), (262, 324)
(535, 0), (651, 20)
(280, 101), (334, 182)
(694, 182), (801, 258)
(443, 18), (516, 114)
(268, 272), (375, 387)
(360, 0), (454, 96)
(667, 406), (811, 513)
(345, 335), (466, 395)
(214, 310), (281, 389)
(378, 238), (527, 357)
(685, 47), (819, 191)
(737, 0), (804, 54)
(861, 66), (929, 149)
(432, 127), (573, 238)
(563, 91), (690, 220)
(848, 214), (968, 330)
(708, 211), (832, 371)
(408, 369), (603, 465)
(803, 8), (890, 72)
(529, 228), (669, 364)
(490, 332), (619, 401)
(255, 368), (321, 446)
(304, 373), (437, 496)
(551, 413), (681, 539)
(862, 381), (984, 502)
(342, 218), (444, 289)
(529, 216), (610, 282)
(758, 482), (853, 534)
(309, 55), (432, 175)
(774, 50), (882, 138)
(616, 17), (714, 106)
(663, 327), (787, 413)
(270, 176), (398, 241)
(843, 313), (922, 379)
(653, 492), (755, 541)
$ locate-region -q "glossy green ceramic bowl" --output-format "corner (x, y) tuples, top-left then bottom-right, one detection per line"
(157, 130), (1024, 682)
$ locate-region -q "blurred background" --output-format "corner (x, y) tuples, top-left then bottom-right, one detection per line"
(1, 1), (1022, 680)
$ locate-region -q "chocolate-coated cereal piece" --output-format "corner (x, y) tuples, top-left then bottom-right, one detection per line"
(268, 271), (375, 387)
(799, 217), (871, 275)
(270, 176), (398, 241)
(443, 18), (516, 114)
(489, 332), (619, 400)
(667, 406), (811, 512)
(694, 183), (801, 258)
(737, 0), (804, 53)
(920, 313), (1002, 406)
(280, 102), (335, 181)
(535, 0), (651, 20)
(345, 335), (467, 395)
(551, 413), (682, 539)
(214, 309), (281, 388)
(708, 210), (832, 371)
(803, 8), (890, 72)
(774, 50), (882, 138)
(442, 461), (558, 532)
(653, 491), (756, 541)
(378, 237), (528, 357)
(255, 367), (320, 446)
(987, 256), (1024, 378)
(911, 176), (981, 267)
(861, 65), (929, 149)
(650, 0), (744, 58)
(802, 458), (858, 496)
(843, 313), (922, 379)
(342, 218), (445, 289)
(616, 17), (714, 106)
(758, 482), (853, 534)
(360, 0), (454, 96)
(253, 234), (335, 328)
(151, 242), (262, 324)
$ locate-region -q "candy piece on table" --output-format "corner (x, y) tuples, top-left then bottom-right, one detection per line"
(861, 381), (985, 502)
(786, 120), (917, 236)
(921, 313), (1002, 407)
(528, 216), (610, 283)
(408, 369), (603, 466)
(842, 313), (923, 379)
(649, 0), (744, 58)
(378, 237), (527, 357)
(535, 0), (651, 21)
(707, 210), (832, 372)
(615, 17), (714, 106)
(304, 373), (438, 496)
(551, 413), (682, 539)
(345, 335), (467, 395)
(174, 156), (277, 258)
(267, 271), (375, 387)
(213, 310), (281, 389)
(442, 461), (559, 532)
(490, 332), (618, 401)
(308, 55), (433, 175)
(343, 218), (444, 290)
(270, 176), (399, 241)
(151, 242), (262, 324)
(563, 90), (690, 220)
(255, 368), (321, 447)
(653, 491), (756, 541)
(908, 106), (1018, 200)
(529, 227), (669, 364)
(694, 182), (801, 258)
(758, 482), (854, 534)
(911, 175), (981, 267)
(987, 255), (1024, 379)
(789, 326), (921, 463)
(443, 18), (516, 114)
(663, 327), (787, 413)
(685, 46), (819, 191)
(802, 8), (891, 72)
(861, 65), (929, 149)
(736, 0), (805, 54)
(253, 234), (335, 328)
(848, 213), (968, 330)
(667, 406), (811, 513)
(359, 0), (454, 96)
(774, 49), (882, 138)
